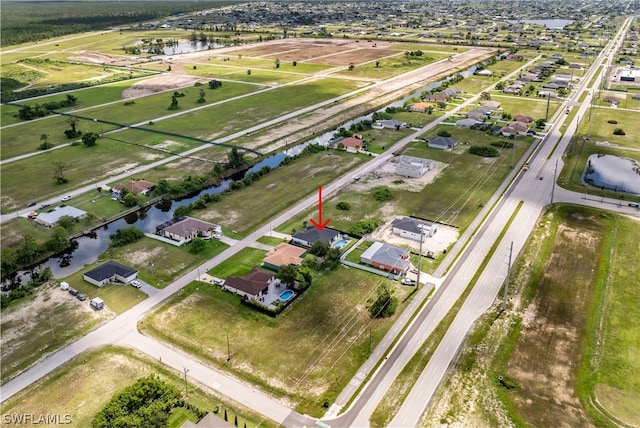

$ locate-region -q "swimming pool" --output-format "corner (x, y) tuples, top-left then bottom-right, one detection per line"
(278, 289), (295, 302)
(333, 239), (350, 249)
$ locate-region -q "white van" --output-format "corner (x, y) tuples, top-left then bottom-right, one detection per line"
(60, 281), (70, 291)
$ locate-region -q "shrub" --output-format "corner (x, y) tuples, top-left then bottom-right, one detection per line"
(336, 201), (351, 211)
(469, 146), (500, 157)
(348, 220), (379, 237)
(371, 186), (393, 201)
(607, 119), (618, 124)
(437, 130), (451, 137)
(613, 128), (626, 135)
(109, 226), (145, 247)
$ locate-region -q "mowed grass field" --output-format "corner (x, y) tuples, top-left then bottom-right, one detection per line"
(141, 266), (414, 417)
(279, 127), (533, 239)
(0, 346), (277, 428)
(191, 150), (368, 234)
(1, 80), (254, 160)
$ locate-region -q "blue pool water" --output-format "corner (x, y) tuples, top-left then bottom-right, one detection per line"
(333, 239), (350, 249)
(278, 290), (294, 302)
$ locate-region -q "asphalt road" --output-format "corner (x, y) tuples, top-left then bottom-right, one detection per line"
(388, 17), (636, 427)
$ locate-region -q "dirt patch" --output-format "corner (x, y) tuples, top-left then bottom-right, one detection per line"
(122, 73), (203, 99)
(1, 282), (113, 381)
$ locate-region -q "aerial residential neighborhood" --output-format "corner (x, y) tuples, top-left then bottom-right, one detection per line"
(1, 0), (639, 427)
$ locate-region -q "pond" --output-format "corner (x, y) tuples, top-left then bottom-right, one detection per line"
(582, 154), (640, 195)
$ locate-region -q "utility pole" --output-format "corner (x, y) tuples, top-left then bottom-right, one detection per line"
(551, 159), (558, 204)
(416, 226), (425, 288)
(183, 367), (189, 397)
(226, 333), (231, 362)
(545, 92), (551, 122)
(368, 323), (372, 356)
(503, 241), (513, 311)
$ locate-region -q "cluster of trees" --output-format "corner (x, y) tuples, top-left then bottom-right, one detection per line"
(348, 220), (379, 237)
(1, 1), (211, 47)
(109, 226), (145, 247)
(208, 79), (223, 89)
(490, 141), (514, 149)
(368, 284), (397, 318)
(334, 120), (373, 139)
(0, 267), (52, 309)
(92, 375), (194, 428)
(17, 95), (78, 120)
(371, 186), (393, 202)
(469, 146), (500, 157)
(1, 232), (72, 278)
(307, 241), (341, 270)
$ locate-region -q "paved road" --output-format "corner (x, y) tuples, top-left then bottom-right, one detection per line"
(389, 16), (636, 427)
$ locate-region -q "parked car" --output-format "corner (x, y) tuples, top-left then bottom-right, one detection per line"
(61, 195), (71, 202)
(27, 212), (38, 219)
(40, 203), (50, 209)
(68, 288), (79, 296)
(26, 201), (36, 207)
(131, 280), (142, 288)
(401, 278), (416, 286)
(410, 268), (419, 274)
(76, 293), (86, 301)
(629, 203), (639, 208)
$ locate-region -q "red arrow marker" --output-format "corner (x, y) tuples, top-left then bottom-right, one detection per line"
(310, 186), (331, 230)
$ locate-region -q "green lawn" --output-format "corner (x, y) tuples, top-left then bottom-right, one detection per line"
(208, 247), (268, 278)
(186, 64), (310, 85)
(141, 266), (414, 417)
(491, 94), (563, 120)
(139, 78), (365, 140)
(0, 346), (276, 428)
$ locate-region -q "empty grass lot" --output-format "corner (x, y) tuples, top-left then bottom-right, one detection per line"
(279, 129), (532, 238)
(101, 237), (229, 288)
(208, 247), (267, 279)
(138, 78), (366, 140)
(0, 346), (276, 428)
(0, 282), (103, 383)
(187, 64), (312, 85)
(332, 53), (449, 80)
(191, 150), (367, 234)
(490, 94), (562, 119)
(141, 266), (414, 417)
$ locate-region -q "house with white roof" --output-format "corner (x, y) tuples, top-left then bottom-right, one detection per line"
(35, 206), (86, 228)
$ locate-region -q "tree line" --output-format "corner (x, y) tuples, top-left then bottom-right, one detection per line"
(1, 1), (235, 47)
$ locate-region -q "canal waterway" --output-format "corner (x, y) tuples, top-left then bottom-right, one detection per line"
(2, 60), (484, 287)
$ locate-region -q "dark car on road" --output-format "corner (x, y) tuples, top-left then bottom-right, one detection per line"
(68, 288), (79, 296)
(27, 202), (36, 207)
(76, 293), (86, 301)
